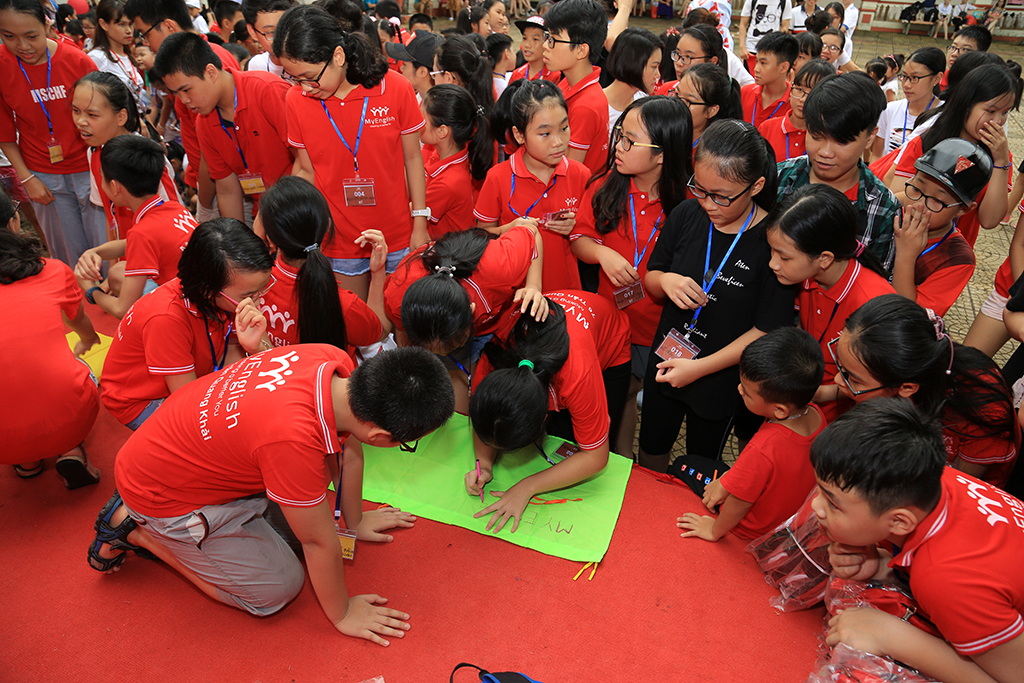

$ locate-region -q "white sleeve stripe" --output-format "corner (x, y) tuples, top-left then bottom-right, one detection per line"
(474, 209), (499, 222)
(286, 137), (305, 148)
(400, 121), (426, 135)
(266, 490), (328, 507)
(576, 434), (609, 451)
(149, 365), (195, 374)
(568, 141), (591, 150)
(951, 615), (1024, 654)
(123, 269), (158, 276)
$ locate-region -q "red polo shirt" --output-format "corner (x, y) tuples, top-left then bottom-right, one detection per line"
(117, 344), (353, 518)
(758, 113), (806, 163)
(122, 197), (197, 285)
(559, 65), (609, 174)
(175, 43), (240, 188)
(0, 41), (97, 173)
(508, 62), (561, 84)
(259, 257), (383, 349)
(101, 279), (232, 425)
(424, 148), (476, 239)
(384, 224), (537, 336)
(797, 260), (895, 421)
(741, 83), (792, 129)
(570, 178), (664, 347)
(89, 143), (179, 240)
(473, 290), (631, 451)
(195, 69), (292, 195)
(474, 147), (588, 292)
(286, 70), (424, 260)
(914, 228), (975, 317)
(890, 468), (1024, 656)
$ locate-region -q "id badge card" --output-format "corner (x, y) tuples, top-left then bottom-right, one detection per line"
(654, 327), (700, 361)
(343, 177), (376, 207)
(613, 281), (645, 309)
(335, 523), (357, 560)
(238, 172), (265, 195)
(540, 209), (571, 228)
(554, 443), (580, 458)
(47, 136), (64, 164)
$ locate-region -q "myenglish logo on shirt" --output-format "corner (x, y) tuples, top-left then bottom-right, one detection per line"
(260, 303), (295, 334)
(255, 350), (300, 392)
(30, 85), (68, 103)
(365, 105), (396, 128)
(956, 473), (1024, 530)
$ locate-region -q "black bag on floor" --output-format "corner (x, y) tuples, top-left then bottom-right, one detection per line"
(900, 2), (923, 21)
(451, 663), (546, 683)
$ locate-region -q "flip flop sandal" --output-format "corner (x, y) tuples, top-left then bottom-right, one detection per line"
(14, 462), (44, 479)
(55, 447), (101, 490)
(87, 490), (153, 572)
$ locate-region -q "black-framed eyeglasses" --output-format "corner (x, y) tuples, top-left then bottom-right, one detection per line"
(670, 49), (711, 65)
(790, 85), (811, 100)
(612, 126), (661, 152)
(947, 44), (975, 56)
(897, 71), (936, 85)
(687, 175), (756, 207)
(905, 182), (962, 212)
(827, 337), (887, 397)
(398, 440), (419, 453)
(251, 26), (276, 41)
(822, 44), (842, 53)
(283, 59), (331, 87)
(137, 22), (159, 43)
(543, 32), (574, 48)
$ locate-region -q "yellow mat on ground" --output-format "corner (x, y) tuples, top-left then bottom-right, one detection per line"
(66, 332), (113, 380)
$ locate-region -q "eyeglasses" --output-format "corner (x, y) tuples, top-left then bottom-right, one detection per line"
(612, 126), (661, 152)
(897, 71), (936, 85)
(137, 22), (159, 44)
(283, 59), (332, 87)
(671, 88), (707, 107)
(543, 32), (574, 48)
(251, 26), (276, 41)
(822, 44), (842, 53)
(670, 50), (711, 65)
(790, 86), (810, 100)
(905, 182), (962, 212)
(429, 70), (445, 77)
(946, 44), (975, 56)
(687, 175), (757, 207)
(398, 440), (419, 453)
(218, 274), (277, 307)
(827, 336), (887, 397)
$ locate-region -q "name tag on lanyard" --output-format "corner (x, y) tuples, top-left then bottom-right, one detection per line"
(343, 178), (376, 206)
(238, 173), (265, 195)
(655, 327), (700, 361)
(48, 136), (64, 164)
(613, 281), (645, 309)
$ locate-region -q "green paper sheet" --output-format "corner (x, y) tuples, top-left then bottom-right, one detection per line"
(362, 416), (632, 562)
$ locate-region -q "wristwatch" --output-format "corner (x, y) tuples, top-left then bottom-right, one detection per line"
(411, 208), (431, 219)
(85, 286), (103, 305)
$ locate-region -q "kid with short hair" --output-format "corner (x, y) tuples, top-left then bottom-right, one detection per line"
(676, 327), (826, 542)
(776, 72), (899, 274)
(541, 0), (609, 174)
(486, 32), (514, 98)
(758, 60), (834, 163)
(74, 135), (197, 319)
(741, 30), (798, 128)
(508, 16), (558, 84)
(812, 398), (1024, 683)
(240, 0), (295, 77)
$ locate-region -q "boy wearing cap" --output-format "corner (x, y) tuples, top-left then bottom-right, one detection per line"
(509, 16), (559, 84)
(385, 31), (444, 101)
(893, 138), (989, 317)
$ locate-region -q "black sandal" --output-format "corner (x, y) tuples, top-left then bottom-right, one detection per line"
(87, 490), (150, 572)
(55, 446), (101, 490)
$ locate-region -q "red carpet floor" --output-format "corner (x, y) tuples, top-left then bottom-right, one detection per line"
(1, 305), (825, 682)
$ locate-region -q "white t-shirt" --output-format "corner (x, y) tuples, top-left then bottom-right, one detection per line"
(193, 14), (211, 35)
(938, 2), (953, 16)
(740, 0), (793, 53)
(727, 50), (756, 86)
(877, 99), (922, 155)
(687, 0), (734, 50)
(246, 52), (284, 77)
(494, 74), (509, 99)
(607, 90), (647, 135)
(791, 3), (820, 31)
(842, 5), (859, 61)
(88, 48), (150, 114)
(883, 78), (899, 98)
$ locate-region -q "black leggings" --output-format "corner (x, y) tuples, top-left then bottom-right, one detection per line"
(547, 362), (632, 452)
(638, 387), (735, 458)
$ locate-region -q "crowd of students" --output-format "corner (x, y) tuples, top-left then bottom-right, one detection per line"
(1, 0), (1022, 678)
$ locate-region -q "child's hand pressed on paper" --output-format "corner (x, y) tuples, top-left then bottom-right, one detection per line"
(465, 464), (493, 498)
(894, 204), (931, 259)
(655, 357), (704, 388)
(474, 480), (534, 534)
(702, 478), (728, 511)
(355, 507), (416, 543)
(677, 512), (719, 541)
(334, 594), (410, 647)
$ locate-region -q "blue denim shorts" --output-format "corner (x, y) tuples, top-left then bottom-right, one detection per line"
(328, 248), (410, 277)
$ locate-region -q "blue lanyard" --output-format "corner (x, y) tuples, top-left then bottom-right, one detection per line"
(216, 88), (248, 171)
(18, 49), (54, 135)
(751, 95), (785, 127)
(918, 223), (956, 259)
(692, 138), (700, 150)
(203, 317), (232, 372)
(901, 96), (935, 148)
(629, 194), (663, 269)
(508, 173), (557, 218)
(688, 205), (756, 332)
(333, 445), (345, 521)
(321, 97), (369, 174)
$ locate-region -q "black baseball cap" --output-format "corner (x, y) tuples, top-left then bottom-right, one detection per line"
(384, 31), (444, 69)
(914, 137), (993, 206)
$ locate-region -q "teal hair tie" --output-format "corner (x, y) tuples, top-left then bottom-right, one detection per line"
(518, 359), (535, 371)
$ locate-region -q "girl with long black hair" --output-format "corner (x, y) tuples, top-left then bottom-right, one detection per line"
(433, 34), (496, 121)
(671, 63), (742, 148)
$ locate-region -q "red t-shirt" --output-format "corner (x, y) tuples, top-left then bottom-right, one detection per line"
(654, 80), (677, 96)
(942, 384), (1020, 489)
(797, 260), (895, 422)
(117, 344), (353, 518)
(757, 113), (805, 163)
(122, 197), (197, 285)
(474, 147), (588, 292)
(259, 257), (383, 349)
(89, 143), (179, 240)
(175, 42), (240, 188)
(0, 259), (99, 462)
(570, 177), (664, 347)
(914, 228), (975, 317)
(286, 70), (424, 259)
(0, 41), (97, 173)
(473, 290), (631, 451)
(559, 66), (609, 174)
(719, 403), (825, 539)
(424, 148), (476, 239)
(508, 63), (561, 84)
(891, 468), (1024, 656)
(101, 279), (232, 425)
(741, 83), (792, 129)
(195, 69), (292, 193)
(384, 225), (537, 337)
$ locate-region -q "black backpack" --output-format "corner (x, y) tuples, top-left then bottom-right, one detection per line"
(450, 663), (546, 683)
(900, 2), (924, 21)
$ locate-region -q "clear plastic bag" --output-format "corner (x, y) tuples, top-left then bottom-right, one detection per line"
(746, 490), (832, 612)
(805, 643), (938, 683)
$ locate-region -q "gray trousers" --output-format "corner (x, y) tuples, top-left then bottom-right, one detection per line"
(31, 169), (105, 267)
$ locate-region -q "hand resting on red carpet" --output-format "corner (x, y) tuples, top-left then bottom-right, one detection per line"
(356, 507), (417, 543)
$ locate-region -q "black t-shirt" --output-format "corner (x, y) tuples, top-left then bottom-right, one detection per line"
(645, 199), (797, 420)
(1007, 271), (1024, 313)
